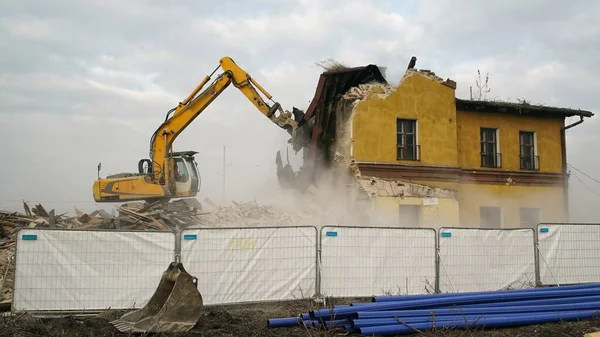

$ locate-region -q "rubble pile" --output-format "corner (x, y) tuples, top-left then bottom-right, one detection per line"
(192, 200), (316, 227)
(0, 198), (319, 304)
(342, 82), (394, 101)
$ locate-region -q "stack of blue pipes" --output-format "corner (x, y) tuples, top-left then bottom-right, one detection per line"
(267, 283), (600, 336)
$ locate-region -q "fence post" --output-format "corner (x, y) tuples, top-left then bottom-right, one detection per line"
(174, 230), (181, 263)
(533, 224), (541, 287)
(435, 229), (440, 294)
(314, 226), (323, 302)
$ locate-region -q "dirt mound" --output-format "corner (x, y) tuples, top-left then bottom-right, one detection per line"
(2, 300), (600, 337)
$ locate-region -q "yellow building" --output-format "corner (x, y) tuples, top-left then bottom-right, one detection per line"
(293, 63), (594, 229)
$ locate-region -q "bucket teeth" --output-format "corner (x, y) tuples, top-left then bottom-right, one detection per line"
(109, 262), (204, 334)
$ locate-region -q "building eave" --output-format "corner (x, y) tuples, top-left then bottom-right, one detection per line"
(456, 98), (594, 118)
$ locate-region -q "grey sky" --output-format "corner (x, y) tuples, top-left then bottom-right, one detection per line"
(0, 0), (598, 221)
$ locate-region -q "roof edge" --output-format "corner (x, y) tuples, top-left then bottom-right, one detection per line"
(456, 98), (594, 118)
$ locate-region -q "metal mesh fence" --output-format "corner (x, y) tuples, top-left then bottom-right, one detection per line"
(12, 228), (175, 312)
(537, 223), (600, 285)
(319, 226), (436, 298)
(438, 227), (536, 293)
(180, 226), (317, 305)
(13, 222), (600, 312)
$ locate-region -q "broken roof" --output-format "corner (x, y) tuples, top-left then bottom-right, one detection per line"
(456, 98), (594, 118)
(303, 65), (388, 122)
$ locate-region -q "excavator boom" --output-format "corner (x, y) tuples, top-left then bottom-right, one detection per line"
(96, 57), (305, 334)
(92, 56), (301, 203)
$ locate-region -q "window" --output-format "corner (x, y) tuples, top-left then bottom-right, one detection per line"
(480, 127), (501, 168)
(520, 131), (539, 170)
(399, 205), (419, 226)
(480, 206), (501, 227)
(397, 119), (418, 160)
(520, 208), (541, 229)
(174, 158), (189, 183)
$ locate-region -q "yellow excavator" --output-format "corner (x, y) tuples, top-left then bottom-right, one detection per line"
(93, 56), (303, 205)
(102, 57), (303, 334)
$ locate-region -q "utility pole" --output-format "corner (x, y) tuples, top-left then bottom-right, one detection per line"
(222, 145), (226, 203)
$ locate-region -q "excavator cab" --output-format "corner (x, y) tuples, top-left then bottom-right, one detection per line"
(170, 151), (201, 197)
(137, 151), (201, 199)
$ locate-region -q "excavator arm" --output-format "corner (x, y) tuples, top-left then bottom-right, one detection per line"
(102, 57), (306, 335)
(149, 57), (297, 185)
(93, 56), (302, 203)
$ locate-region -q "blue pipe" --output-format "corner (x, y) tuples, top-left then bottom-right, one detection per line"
(446, 295), (600, 309)
(324, 319), (349, 328)
(267, 317), (301, 328)
(371, 283), (600, 302)
(355, 301), (600, 318)
(351, 310), (596, 328)
(357, 309), (600, 336)
(309, 287), (600, 319)
(362, 294), (600, 312)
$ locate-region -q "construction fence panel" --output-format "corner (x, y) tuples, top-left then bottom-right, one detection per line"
(319, 226), (436, 298)
(180, 226), (317, 305)
(12, 228), (176, 312)
(537, 223), (600, 285)
(438, 227), (536, 293)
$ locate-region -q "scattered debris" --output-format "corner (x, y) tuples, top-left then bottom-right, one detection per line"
(341, 82), (394, 101)
(0, 197), (320, 304)
(190, 200), (316, 227)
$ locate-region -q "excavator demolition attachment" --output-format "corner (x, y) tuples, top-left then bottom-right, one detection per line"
(110, 262), (204, 334)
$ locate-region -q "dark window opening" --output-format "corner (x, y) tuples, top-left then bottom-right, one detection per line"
(399, 205), (419, 226)
(520, 131), (539, 170)
(480, 128), (501, 168)
(480, 206), (501, 227)
(520, 208), (541, 229)
(397, 119), (419, 161)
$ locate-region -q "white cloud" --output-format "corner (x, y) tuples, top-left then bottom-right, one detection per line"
(0, 0), (599, 219)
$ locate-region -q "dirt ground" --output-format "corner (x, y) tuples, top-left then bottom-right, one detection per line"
(1, 299), (600, 337)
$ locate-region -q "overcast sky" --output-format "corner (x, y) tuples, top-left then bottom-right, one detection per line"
(1, 0), (599, 221)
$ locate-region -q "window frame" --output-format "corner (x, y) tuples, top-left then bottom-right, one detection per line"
(519, 131), (539, 170)
(480, 127), (501, 168)
(396, 118), (419, 161)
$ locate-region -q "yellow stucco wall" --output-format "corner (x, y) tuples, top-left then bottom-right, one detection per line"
(373, 196), (460, 229)
(346, 70), (568, 228)
(351, 73), (458, 167)
(456, 109), (564, 173)
(457, 184), (566, 227)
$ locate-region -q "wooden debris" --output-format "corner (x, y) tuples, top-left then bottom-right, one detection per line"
(0, 198), (317, 304)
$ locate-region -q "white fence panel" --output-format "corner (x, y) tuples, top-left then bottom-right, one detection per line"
(538, 223), (600, 285)
(180, 226), (317, 305)
(438, 227), (536, 293)
(13, 229), (175, 312)
(319, 226), (436, 297)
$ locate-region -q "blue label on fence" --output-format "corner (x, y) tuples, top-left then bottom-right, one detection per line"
(540, 227), (549, 233)
(441, 232), (452, 238)
(22, 234), (37, 241)
(326, 231), (338, 237)
(183, 234), (197, 240)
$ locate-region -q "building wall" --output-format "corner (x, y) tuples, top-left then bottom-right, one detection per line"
(456, 109), (565, 173)
(372, 196), (460, 229)
(345, 70), (567, 229)
(457, 184), (566, 227)
(351, 72), (458, 167)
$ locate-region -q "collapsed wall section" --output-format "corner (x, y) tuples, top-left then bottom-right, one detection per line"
(281, 62), (460, 227)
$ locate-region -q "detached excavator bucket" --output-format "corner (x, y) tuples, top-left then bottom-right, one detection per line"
(110, 262), (204, 334)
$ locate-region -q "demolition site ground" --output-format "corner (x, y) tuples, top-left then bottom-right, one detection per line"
(2, 300), (600, 337)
